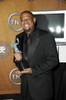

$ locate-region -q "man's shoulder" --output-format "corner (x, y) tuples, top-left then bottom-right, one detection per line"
(16, 31), (25, 38)
(39, 28), (49, 34)
(38, 28), (53, 38)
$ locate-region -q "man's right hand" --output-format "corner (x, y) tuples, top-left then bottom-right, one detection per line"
(14, 51), (22, 61)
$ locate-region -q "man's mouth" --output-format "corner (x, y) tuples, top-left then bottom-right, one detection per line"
(24, 24), (29, 28)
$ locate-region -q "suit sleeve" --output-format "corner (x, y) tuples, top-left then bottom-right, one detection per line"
(13, 34), (30, 71)
(13, 35), (23, 70)
(32, 33), (59, 77)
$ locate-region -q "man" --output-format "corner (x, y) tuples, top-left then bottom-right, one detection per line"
(14, 11), (58, 100)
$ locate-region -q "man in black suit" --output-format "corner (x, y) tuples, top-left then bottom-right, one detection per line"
(14, 11), (58, 100)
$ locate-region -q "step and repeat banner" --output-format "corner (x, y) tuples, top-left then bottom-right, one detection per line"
(0, 0), (66, 95)
(0, 12), (23, 94)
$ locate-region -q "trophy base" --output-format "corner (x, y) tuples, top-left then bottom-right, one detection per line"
(18, 59), (29, 71)
(19, 62), (24, 71)
(19, 66), (24, 71)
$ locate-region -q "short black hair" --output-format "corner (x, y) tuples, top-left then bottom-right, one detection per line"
(20, 10), (35, 20)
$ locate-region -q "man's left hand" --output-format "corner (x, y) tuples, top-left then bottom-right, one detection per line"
(16, 68), (32, 75)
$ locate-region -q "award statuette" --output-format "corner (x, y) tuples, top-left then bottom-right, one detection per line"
(11, 38), (19, 53)
(11, 38), (24, 71)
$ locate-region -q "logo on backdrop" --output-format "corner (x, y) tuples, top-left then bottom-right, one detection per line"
(8, 13), (22, 31)
(9, 68), (21, 85)
(0, 41), (11, 58)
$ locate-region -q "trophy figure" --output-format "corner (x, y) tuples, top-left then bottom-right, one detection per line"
(11, 38), (24, 71)
(11, 38), (19, 53)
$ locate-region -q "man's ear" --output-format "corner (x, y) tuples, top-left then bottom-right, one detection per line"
(33, 17), (36, 23)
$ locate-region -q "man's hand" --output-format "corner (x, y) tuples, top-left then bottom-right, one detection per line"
(16, 68), (32, 75)
(14, 51), (22, 61)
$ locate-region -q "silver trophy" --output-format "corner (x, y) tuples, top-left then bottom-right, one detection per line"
(11, 38), (19, 53)
(11, 38), (24, 70)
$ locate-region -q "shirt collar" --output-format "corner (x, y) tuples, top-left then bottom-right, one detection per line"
(27, 27), (38, 38)
(24, 27), (39, 39)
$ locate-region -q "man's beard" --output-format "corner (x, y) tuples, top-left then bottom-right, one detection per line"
(24, 28), (32, 33)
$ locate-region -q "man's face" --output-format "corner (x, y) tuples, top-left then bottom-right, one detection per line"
(20, 13), (36, 34)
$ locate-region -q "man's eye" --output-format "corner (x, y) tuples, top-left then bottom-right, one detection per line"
(21, 18), (31, 22)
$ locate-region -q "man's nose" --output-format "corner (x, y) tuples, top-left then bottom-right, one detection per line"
(24, 19), (28, 23)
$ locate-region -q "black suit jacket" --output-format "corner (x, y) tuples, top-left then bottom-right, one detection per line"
(14, 28), (58, 100)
